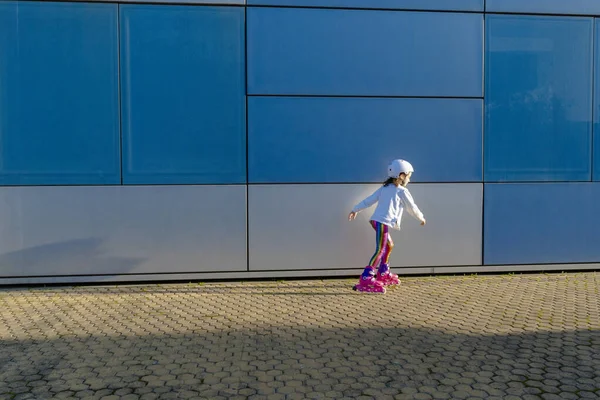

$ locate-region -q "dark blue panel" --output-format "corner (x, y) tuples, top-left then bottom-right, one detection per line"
(249, 97), (482, 183)
(247, 0), (483, 11)
(594, 20), (600, 182)
(120, 5), (245, 185)
(484, 16), (593, 182)
(484, 183), (600, 265)
(487, 0), (600, 15)
(0, 2), (120, 185)
(247, 8), (483, 97)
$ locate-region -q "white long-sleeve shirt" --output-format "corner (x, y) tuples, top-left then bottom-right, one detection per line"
(352, 184), (425, 230)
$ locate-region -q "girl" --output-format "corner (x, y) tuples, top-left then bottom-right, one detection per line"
(348, 159), (426, 293)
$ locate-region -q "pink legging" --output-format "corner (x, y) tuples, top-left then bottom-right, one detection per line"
(367, 220), (394, 267)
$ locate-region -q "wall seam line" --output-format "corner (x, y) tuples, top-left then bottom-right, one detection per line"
(245, 5), (250, 272)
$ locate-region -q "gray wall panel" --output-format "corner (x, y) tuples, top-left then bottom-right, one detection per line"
(0, 185), (247, 277)
(248, 183), (482, 271)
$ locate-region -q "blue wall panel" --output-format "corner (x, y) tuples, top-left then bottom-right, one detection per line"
(487, 0), (600, 16)
(484, 16), (593, 182)
(484, 183), (600, 265)
(247, 0), (483, 12)
(594, 20), (600, 182)
(247, 8), (483, 97)
(120, 5), (246, 185)
(248, 97), (482, 183)
(0, 2), (120, 185)
(122, 0), (244, 3)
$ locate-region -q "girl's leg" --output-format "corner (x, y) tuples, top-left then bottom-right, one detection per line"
(380, 235), (394, 268)
(377, 234), (400, 285)
(367, 220), (388, 268)
(354, 221), (387, 293)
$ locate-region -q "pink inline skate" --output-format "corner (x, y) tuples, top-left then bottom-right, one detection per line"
(353, 267), (386, 293)
(376, 263), (400, 286)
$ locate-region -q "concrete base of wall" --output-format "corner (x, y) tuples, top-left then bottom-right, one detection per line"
(1, 263), (598, 286)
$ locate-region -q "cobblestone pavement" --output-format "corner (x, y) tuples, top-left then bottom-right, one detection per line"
(0, 272), (599, 400)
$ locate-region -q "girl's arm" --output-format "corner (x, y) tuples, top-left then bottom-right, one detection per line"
(399, 189), (426, 224)
(351, 187), (382, 214)
(348, 187), (382, 221)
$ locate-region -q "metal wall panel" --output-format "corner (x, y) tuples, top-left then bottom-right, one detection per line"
(594, 19), (600, 182)
(0, 2), (120, 185)
(484, 183), (600, 265)
(247, 0), (483, 11)
(120, 5), (246, 184)
(485, 15), (593, 182)
(120, 0), (245, 3)
(248, 97), (482, 183)
(248, 183), (482, 271)
(0, 186), (247, 277)
(486, 0), (600, 15)
(247, 7), (483, 97)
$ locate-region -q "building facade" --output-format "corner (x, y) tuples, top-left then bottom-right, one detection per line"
(1, 0), (599, 285)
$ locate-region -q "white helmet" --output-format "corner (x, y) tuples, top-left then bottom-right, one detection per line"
(387, 159), (414, 178)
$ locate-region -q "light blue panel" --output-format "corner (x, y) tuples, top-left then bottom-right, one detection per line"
(247, 8), (483, 97)
(122, 0), (244, 3)
(249, 184), (482, 270)
(120, 5), (245, 184)
(484, 183), (600, 265)
(487, 0), (600, 15)
(0, 2), (120, 185)
(249, 97), (482, 183)
(0, 185), (247, 276)
(485, 16), (593, 182)
(247, 0), (483, 11)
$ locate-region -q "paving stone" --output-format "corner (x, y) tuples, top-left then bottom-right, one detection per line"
(559, 393), (579, 400)
(13, 394), (36, 400)
(541, 394), (565, 400)
(579, 392), (600, 399)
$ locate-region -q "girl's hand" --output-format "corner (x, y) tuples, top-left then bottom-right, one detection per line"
(420, 218), (426, 226)
(348, 211), (357, 221)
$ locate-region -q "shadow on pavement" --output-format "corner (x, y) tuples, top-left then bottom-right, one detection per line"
(1, 325), (598, 399)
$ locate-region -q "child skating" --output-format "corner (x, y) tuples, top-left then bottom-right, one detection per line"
(348, 159), (426, 293)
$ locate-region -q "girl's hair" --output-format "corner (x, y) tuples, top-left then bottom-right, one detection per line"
(382, 177), (395, 187)
(383, 173), (407, 187)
